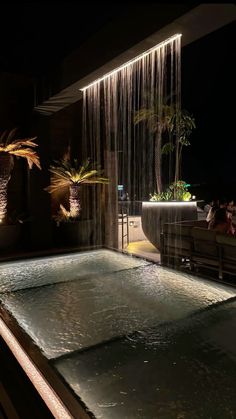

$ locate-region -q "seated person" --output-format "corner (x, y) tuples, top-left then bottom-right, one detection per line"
(206, 199), (219, 223)
(204, 202), (211, 214)
(227, 199), (236, 218)
(208, 208), (235, 235)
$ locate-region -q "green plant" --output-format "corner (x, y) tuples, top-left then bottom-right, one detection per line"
(134, 104), (172, 194)
(134, 103), (196, 195)
(168, 111), (196, 183)
(0, 129), (41, 223)
(150, 190), (173, 201)
(46, 158), (109, 221)
(150, 180), (191, 202)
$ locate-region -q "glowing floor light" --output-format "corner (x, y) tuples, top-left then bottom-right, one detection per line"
(80, 33), (182, 91)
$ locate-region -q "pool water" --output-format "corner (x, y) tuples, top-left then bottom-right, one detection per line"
(0, 249), (236, 418)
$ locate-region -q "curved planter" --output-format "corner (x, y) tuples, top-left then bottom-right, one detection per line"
(0, 224), (21, 250)
(53, 219), (93, 247)
(141, 201), (197, 250)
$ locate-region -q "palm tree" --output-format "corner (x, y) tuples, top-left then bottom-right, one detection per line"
(169, 110), (196, 183)
(134, 104), (173, 194)
(134, 105), (195, 194)
(46, 158), (109, 219)
(0, 129), (41, 223)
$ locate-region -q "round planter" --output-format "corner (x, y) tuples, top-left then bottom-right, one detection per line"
(53, 219), (93, 247)
(141, 201), (197, 250)
(0, 224), (21, 249)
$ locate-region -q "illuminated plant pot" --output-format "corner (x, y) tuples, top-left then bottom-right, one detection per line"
(53, 219), (93, 247)
(141, 201), (197, 250)
(0, 224), (21, 250)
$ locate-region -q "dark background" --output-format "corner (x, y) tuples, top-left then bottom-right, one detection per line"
(0, 2), (235, 203)
(182, 20), (235, 202)
(0, 2), (127, 77)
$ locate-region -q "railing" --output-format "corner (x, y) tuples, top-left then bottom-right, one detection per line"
(118, 201), (129, 249)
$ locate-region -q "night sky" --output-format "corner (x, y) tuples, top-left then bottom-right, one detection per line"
(182, 21), (235, 201)
(0, 2), (235, 202)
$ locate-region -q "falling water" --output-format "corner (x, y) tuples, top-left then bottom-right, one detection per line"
(82, 35), (181, 248)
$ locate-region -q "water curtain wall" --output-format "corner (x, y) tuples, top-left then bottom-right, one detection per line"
(82, 34), (181, 246)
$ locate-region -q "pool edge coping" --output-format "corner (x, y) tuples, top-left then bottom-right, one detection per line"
(0, 304), (94, 419)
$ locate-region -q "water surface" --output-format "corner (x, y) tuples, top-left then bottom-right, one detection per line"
(0, 249), (235, 418)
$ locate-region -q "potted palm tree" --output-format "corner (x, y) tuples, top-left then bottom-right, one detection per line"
(134, 104), (196, 194)
(0, 129), (41, 249)
(134, 104), (173, 195)
(134, 105), (196, 250)
(46, 157), (109, 246)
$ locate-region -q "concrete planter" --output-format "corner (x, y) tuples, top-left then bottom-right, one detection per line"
(53, 219), (93, 247)
(0, 224), (21, 249)
(141, 201), (197, 250)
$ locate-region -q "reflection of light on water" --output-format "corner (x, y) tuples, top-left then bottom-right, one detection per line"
(157, 266), (235, 305)
(0, 252), (235, 359)
(1, 249), (236, 418)
(0, 249), (148, 293)
(54, 298), (236, 419)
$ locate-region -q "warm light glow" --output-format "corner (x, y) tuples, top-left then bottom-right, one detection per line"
(0, 188), (8, 222)
(80, 34), (182, 91)
(143, 201), (197, 206)
(0, 318), (73, 419)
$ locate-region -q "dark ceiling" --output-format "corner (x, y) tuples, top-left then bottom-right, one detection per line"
(0, 2), (130, 76)
(0, 2), (197, 78)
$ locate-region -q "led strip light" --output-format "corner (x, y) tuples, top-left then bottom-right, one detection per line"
(143, 201), (197, 206)
(80, 33), (182, 91)
(0, 318), (73, 419)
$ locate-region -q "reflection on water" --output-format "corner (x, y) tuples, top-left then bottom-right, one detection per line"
(0, 250), (236, 417)
(55, 299), (236, 419)
(0, 262), (234, 359)
(0, 249), (148, 293)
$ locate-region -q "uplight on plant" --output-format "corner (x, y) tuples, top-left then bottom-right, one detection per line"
(150, 180), (191, 202)
(0, 129), (41, 224)
(46, 157), (109, 223)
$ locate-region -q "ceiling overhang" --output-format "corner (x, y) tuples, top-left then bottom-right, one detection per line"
(34, 4), (236, 116)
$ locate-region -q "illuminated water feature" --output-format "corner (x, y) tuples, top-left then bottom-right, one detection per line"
(0, 249), (236, 418)
(82, 34), (181, 211)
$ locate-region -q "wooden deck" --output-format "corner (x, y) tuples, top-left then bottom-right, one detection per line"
(127, 240), (160, 263)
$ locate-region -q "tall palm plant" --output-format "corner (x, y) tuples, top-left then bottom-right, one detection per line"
(0, 129), (41, 223)
(46, 158), (109, 219)
(134, 104), (173, 194)
(134, 105), (195, 194)
(169, 110), (196, 183)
